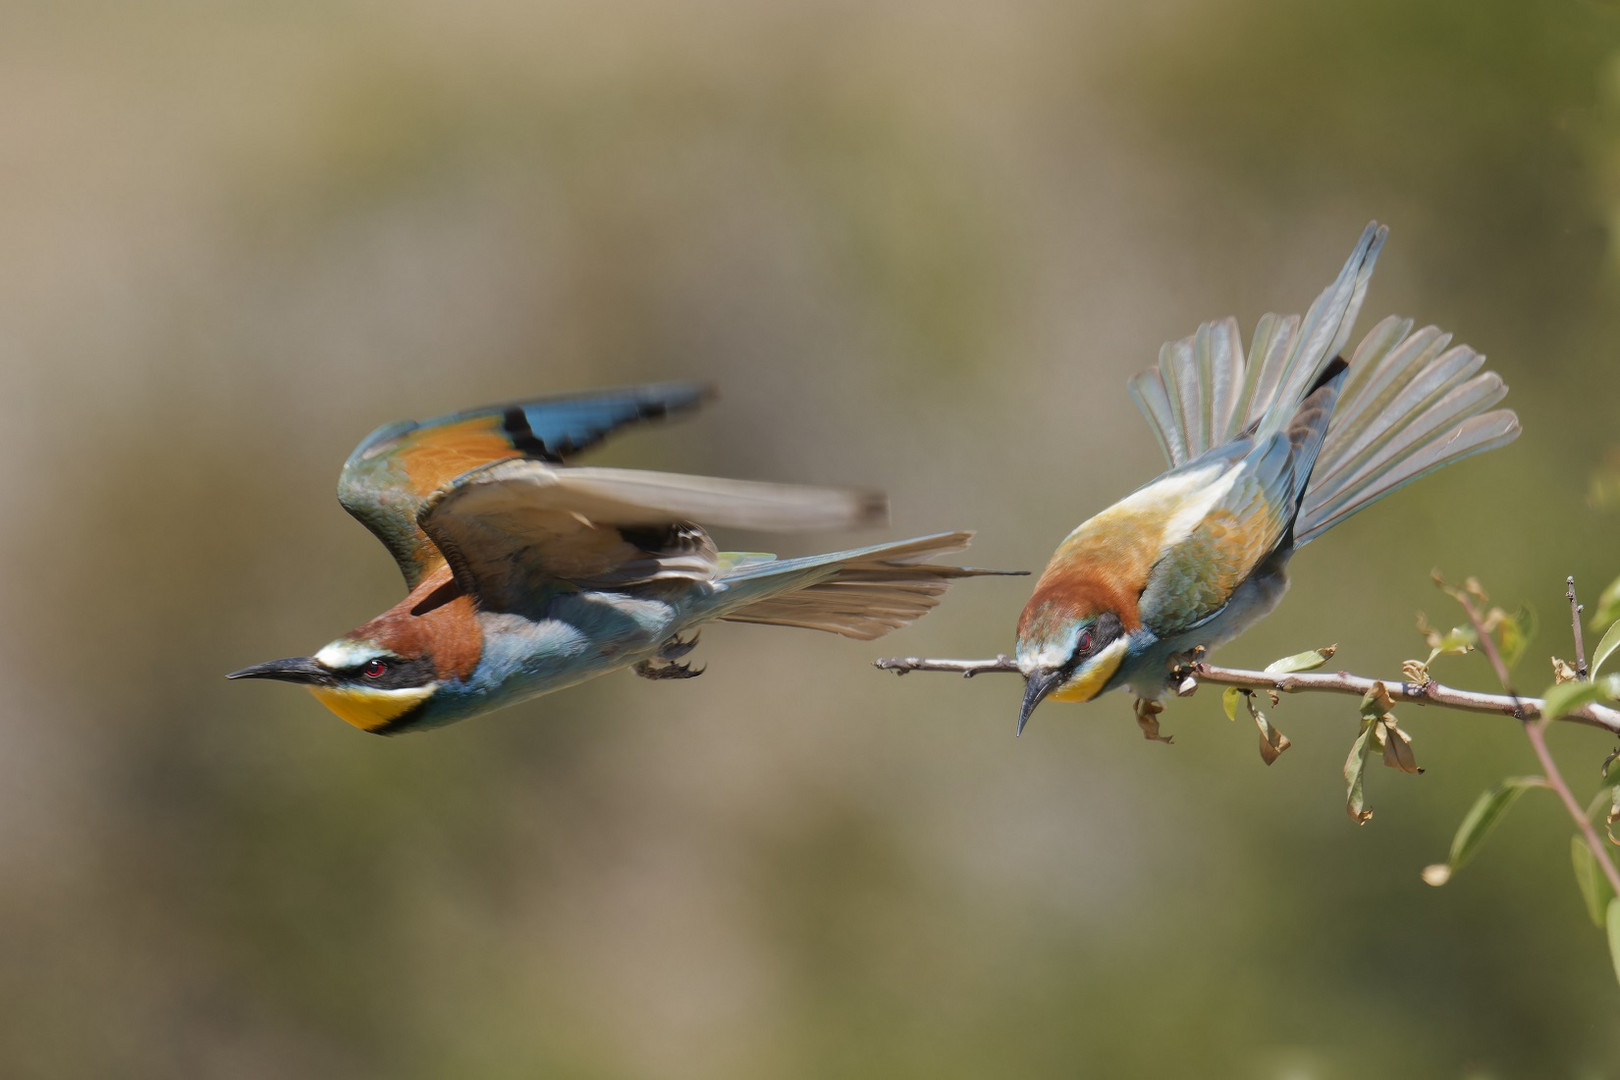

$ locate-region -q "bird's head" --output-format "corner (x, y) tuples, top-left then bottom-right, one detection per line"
(1015, 598), (1128, 735)
(226, 635), (442, 734)
(228, 568), (482, 734)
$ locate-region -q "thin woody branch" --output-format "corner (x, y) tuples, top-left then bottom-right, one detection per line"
(1190, 662), (1620, 737)
(872, 654), (1620, 737)
(875, 655), (1018, 677)
(1567, 575), (1589, 679)
(1461, 576), (1620, 901)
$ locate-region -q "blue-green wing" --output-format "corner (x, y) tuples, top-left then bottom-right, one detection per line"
(1136, 459), (1290, 638)
(337, 383), (712, 588)
(1138, 363), (1344, 637)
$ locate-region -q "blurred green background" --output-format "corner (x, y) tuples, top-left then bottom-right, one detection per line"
(5, 1), (1620, 1076)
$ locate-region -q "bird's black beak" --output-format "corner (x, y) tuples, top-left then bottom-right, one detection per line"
(1018, 668), (1063, 737)
(226, 657), (333, 686)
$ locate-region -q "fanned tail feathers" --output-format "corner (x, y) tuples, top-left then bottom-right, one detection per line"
(1293, 317), (1518, 544)
(1129, 221), (1387, 463)
(1127, 222), (1518, 547)
(716, 532), (1024, 641)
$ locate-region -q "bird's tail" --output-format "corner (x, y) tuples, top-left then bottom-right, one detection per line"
(710, 532), (1023, 641)
(1127, 221), (1519, 546)
(1130, 222), (1386, 462)
(1291, 317), (1519, 545)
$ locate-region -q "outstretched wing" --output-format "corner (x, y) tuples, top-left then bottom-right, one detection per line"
(417, 459), (887, 616)
(338, 383), (712, 588)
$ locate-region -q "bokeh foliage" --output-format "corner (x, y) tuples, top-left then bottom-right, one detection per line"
(3, 1), (1620, 1076)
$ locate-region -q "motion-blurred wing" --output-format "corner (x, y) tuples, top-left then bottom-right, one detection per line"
(418, 459), (888, 614)
(338, 383), (712, 588)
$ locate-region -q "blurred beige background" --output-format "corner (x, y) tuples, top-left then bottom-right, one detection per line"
(3, 1), (1619, 1076)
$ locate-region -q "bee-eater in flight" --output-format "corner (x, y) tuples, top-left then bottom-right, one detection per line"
(1015, 222), (1519, 734)
(230, 384), (1013, 734)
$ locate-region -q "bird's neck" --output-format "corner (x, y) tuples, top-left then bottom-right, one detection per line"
(351, 564), (484, 683)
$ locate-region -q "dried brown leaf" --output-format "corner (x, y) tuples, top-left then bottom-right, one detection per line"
(1360, 682), (1394, 720)
(1380, 719), (1424, 775)
(1134, 698), (1172, 744)
(1255, 709), (1291, 765)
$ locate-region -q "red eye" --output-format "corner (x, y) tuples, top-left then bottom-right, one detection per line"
(1077, 631), (1093, 655)
(363, 659), (388, 679)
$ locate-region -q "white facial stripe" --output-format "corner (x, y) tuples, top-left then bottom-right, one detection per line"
(315, 641), (382, 670)
(1020, 631), (1128, 683)
(1032, 644), (1071, 671)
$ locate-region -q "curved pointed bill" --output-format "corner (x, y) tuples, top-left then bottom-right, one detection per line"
(225, 657), (334, 686)
(1017, 668), (1063, 736)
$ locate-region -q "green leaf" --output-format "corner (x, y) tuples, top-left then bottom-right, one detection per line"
(1264, 645), (1337, 676)
(1608, 899), (1620, 991)
(1495, 604), (1535, 670)
(1573, 836), (1618, 928)
(1592, 574), (1620, 630)
(1592, 620), (1620, 679)
(1425, 626), (1476, 665)
(1446, 777), (1547, 873)
(1539, 675), (1620, 722)
(1222, 687), (1243, 722)
(1344, 718), (1378, 825)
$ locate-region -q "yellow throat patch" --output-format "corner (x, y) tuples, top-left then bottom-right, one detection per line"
(307, 684), (435, 732)
(1048, 638), (1127, 703)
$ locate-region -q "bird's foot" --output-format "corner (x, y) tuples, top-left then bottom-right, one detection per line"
(1167, 645), (1206, 679)
(1134, 697), (1173, 744)
(634, 657), (706, 680)
(634, 633), (705, 680)
(657, 631), (701, 661)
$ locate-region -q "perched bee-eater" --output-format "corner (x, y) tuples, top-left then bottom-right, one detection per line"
(1016, 223), (1520, 734)
(230, 384), (1010, 734)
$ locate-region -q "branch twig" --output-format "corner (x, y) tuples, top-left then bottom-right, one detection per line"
(875, 655), (1018, 677)
(873, 654), (1620, 737)
(1568, 575), (1589, 679)
(877, 575), (1620, 908)
(1457, 578), (1620, 901)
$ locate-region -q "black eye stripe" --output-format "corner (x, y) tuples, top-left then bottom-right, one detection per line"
(1066, 612), (1125, 670)
(342, 656), (437, 690)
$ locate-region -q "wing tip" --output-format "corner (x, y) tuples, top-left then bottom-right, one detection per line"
(856, 490), (890, 529)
